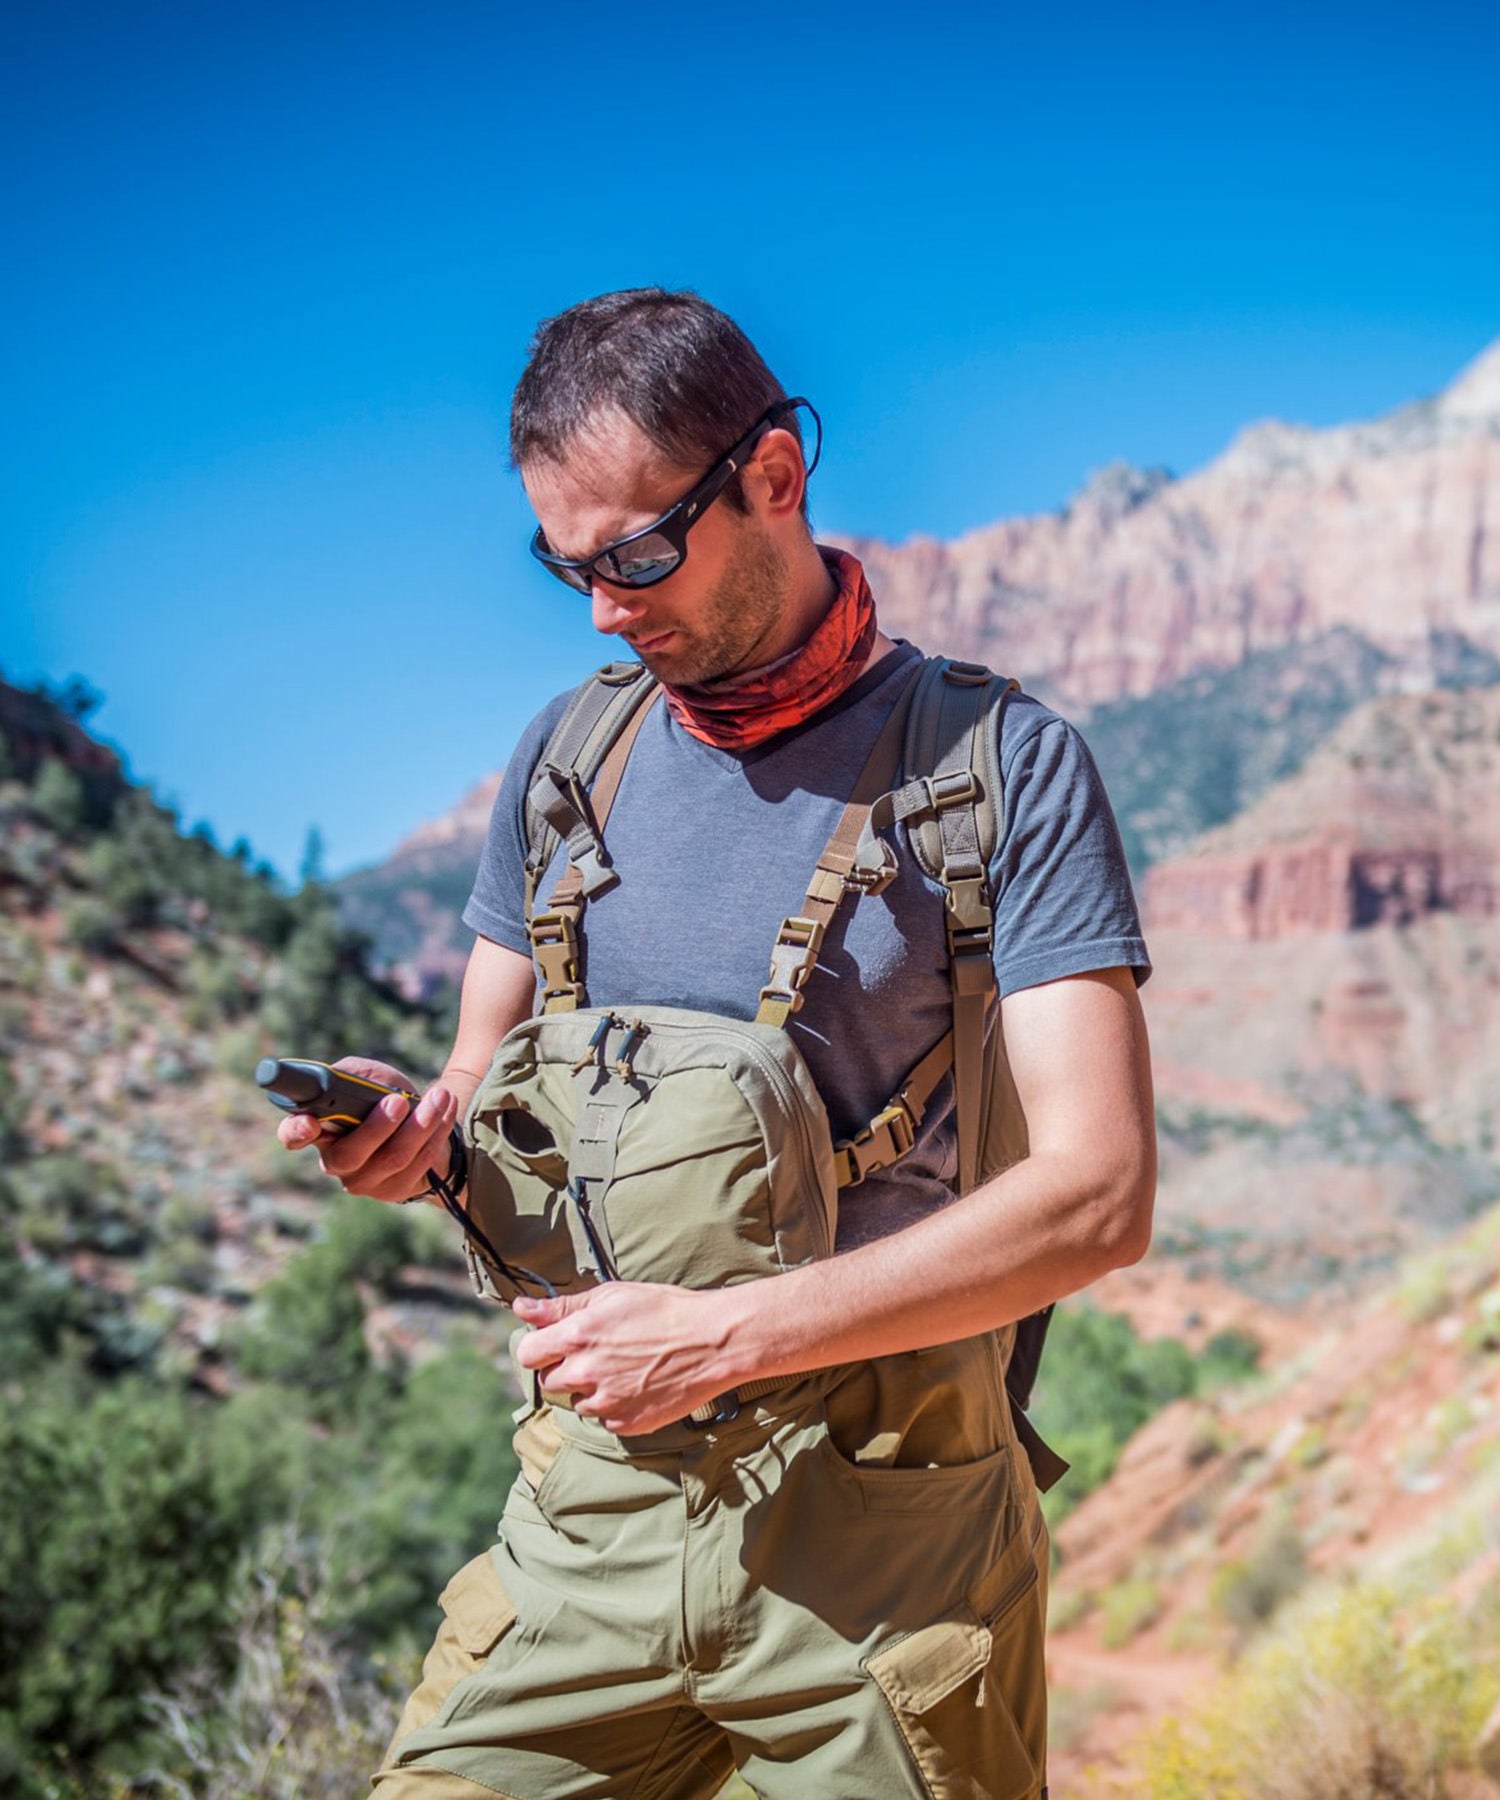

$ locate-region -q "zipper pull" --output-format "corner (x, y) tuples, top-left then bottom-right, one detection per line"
(571, 1012), (617, 1074)
(613, 1017), (647, 1080)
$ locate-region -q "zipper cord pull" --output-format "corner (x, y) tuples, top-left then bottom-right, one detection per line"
(571, 1012), (617, 1075)
(613, 1018), (646, 1081)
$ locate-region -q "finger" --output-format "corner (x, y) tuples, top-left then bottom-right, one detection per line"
(513, 1290), (592, 1324)
(277, 1112), (331, 1150)
(317, 1090), (412, 1178)
(342, 1089), (459, 1193)
(513, 1322), (580, 1369)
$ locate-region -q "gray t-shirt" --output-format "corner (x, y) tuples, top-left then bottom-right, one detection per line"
(464, 641), (1149, 1251)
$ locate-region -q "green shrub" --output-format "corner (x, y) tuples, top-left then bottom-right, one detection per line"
(1197, 1327), (1262, 1390)
(30, 758), (86, 834)
(1211, 1508), (1307, 1636)
(14, 1152), (152, 1258)
(1030, 1303), (1198, 1520)
(0, 1376), (252, 1796)
(61, 895), (119, 953)
(1135, 1579), (1497, 1800)
(1099, 1577), (1163, 1649)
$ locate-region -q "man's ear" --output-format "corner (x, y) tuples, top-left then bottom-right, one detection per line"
(745, 426), (807, 520)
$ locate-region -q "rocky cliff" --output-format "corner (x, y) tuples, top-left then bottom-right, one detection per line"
(1143, 685), (1500, 938)
(841, 339), (1500, 710)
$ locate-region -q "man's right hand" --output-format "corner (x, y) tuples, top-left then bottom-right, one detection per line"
(276, 1055), (461, 1205)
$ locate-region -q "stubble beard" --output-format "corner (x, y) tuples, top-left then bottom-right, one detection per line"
(637, 523), (790, 688)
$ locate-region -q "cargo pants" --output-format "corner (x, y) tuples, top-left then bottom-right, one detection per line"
(372, 1333), (1049, 1799)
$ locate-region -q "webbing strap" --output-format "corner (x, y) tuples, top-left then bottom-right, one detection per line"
(929, 667), (995, 1196)
(834, 1028), (953, 1188)
(522, 662), (655, 917)
(754, 664), (923, 1028)
(531, 689), (661, 1012)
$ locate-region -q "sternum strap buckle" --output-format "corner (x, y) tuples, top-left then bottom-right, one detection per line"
(755, 916), (827, 1026)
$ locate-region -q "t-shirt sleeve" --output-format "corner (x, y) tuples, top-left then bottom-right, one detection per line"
(461, 691), (576, 955)
(989, 709), (1151, 996)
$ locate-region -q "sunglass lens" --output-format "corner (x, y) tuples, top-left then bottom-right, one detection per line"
(604, 532), (681, 588)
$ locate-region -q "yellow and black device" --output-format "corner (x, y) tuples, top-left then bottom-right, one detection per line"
(254, 1057), (410, 1133)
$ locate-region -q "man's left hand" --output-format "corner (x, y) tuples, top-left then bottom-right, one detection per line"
(512, 1283), (747, 1436)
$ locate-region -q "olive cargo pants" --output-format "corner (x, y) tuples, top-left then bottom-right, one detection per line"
(373, 1336), (1049, 1799)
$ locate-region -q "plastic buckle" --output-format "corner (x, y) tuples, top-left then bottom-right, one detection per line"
(945, 876), (993, 935)
(758, 916), (826, 1015)
(844, 840), (898, 895)
(947, 926), (994, 998)
(529, 910), (580, 1000)
(838, 1100), (918, 1187)
(685, 1389), (742, 1429)
(924, 769), (981, 811)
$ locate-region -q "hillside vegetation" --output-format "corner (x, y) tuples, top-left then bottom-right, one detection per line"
(0, 679), (518, 1797)
(1048, 1203), (1500, 1795)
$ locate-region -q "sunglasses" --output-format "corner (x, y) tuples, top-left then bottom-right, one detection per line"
(529, 397), (821, 595)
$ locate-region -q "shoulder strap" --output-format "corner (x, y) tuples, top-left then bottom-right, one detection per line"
(753, 663), (923, 1028)
(521, 662), (658, 920)
(521, 663), (660, 1013)
(901, 658), (1067, 1491)
(848, 658), (1018, 1193)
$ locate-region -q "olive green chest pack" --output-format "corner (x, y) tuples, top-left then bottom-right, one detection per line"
(463, 655), (1064, 1482)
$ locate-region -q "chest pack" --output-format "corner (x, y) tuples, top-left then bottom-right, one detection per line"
(462, 654), (1065, 1486)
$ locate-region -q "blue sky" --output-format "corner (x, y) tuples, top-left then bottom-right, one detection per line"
(4, 0), (1498, 878)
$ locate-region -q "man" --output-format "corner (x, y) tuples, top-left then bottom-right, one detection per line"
(281, 288), (1155, 1798)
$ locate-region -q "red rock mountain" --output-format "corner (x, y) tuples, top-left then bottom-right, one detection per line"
(1144, 685), (1500, 939)
(840, 337), (1500, 708)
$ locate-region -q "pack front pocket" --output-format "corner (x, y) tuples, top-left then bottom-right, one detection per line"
(864, 1509), (1047, 1799)
(466, 1006), (839, 1296)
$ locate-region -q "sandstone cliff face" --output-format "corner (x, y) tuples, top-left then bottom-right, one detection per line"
(840, 340), (1500, 709)
(1143, 686), (1500, 938)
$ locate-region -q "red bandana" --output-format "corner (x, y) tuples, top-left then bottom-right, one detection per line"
(660, 548), (879, 751)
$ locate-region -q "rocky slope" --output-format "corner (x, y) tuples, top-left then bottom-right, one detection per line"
(840, 337), (1500, 710)
(1045, 1206), (1500, 1794)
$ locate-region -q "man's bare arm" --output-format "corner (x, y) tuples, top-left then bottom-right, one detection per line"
(514, 965), (1155, 1433)
(277, 935), (535, 1203)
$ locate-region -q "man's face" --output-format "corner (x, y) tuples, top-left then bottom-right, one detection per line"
(522, 410), (790, 686)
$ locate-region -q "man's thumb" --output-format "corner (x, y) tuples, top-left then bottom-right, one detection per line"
(513, 1291), (591, 1324)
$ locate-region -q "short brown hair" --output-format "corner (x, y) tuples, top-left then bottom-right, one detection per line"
(510, 288), (805, 514)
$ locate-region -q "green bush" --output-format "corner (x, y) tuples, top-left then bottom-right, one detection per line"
(0, 1376), (251, 1797)
(14, 1152), (153, 1258)
(1099, 1576), (1163, 1650)
(1030, 1304), (1199, 1519)
(1135, 1579), (1498, 1799)
(30, 758), (86, 835)
(1211, 1508), (1307, 1636)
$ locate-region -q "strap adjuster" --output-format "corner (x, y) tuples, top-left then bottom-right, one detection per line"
(945, 876), (993, 935)
(529, 909), (583, 1006)
(923, 768), (981, 811)
(835, 1099), (919, 1188)
(758, 915), (826, 1016)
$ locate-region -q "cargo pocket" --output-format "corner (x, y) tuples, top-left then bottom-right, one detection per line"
(864, 1511), (1046, 1800)
(383, 1551), (519, 1762)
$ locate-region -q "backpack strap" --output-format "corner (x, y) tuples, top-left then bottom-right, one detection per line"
(521, 661), (657, 921)
(845, 659), (1018, 1193)
(753, 662), (923, 1028)
(523, 665), (661, 1013)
